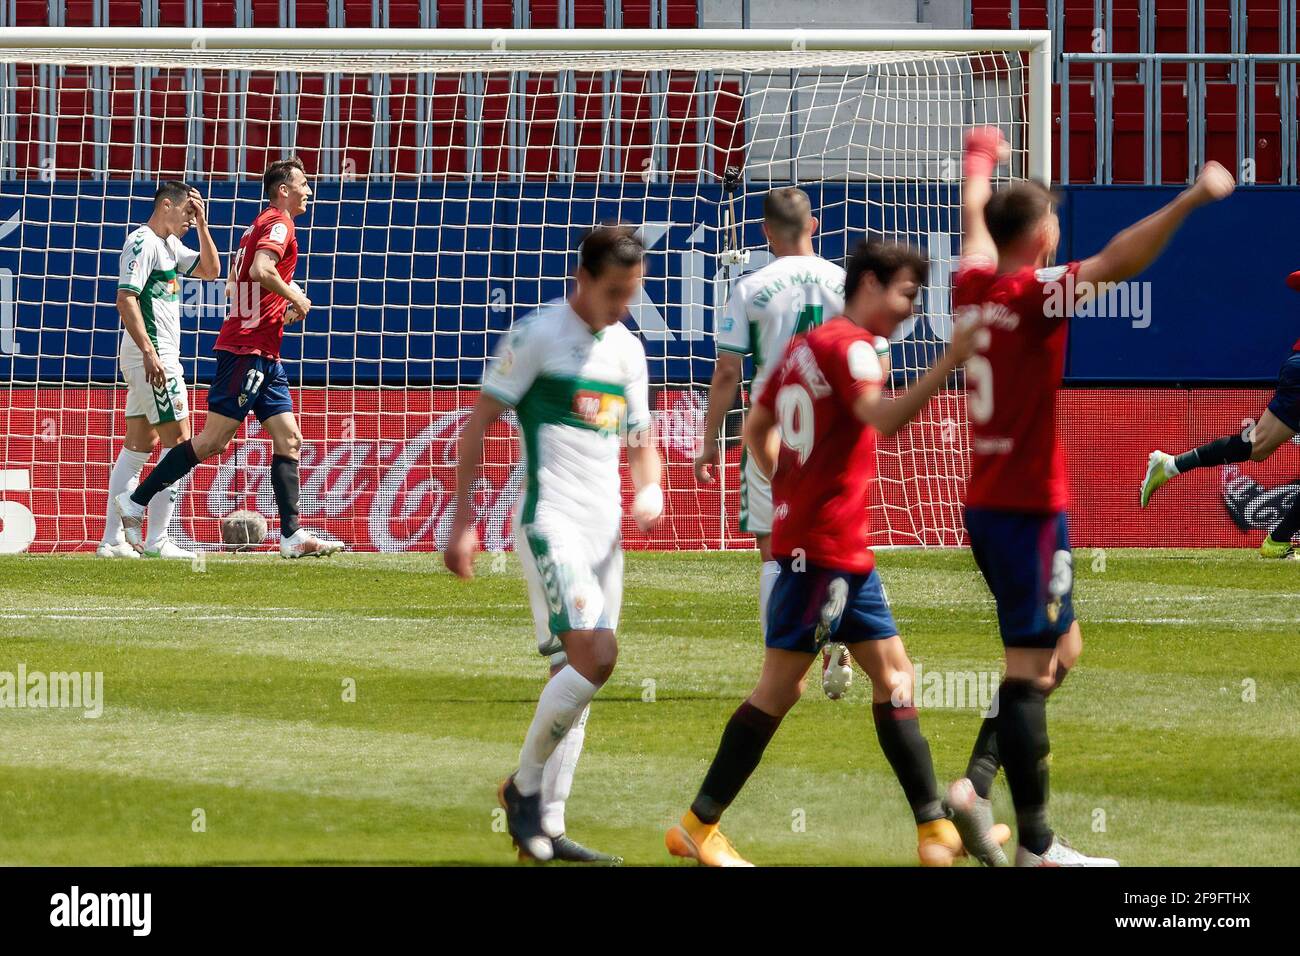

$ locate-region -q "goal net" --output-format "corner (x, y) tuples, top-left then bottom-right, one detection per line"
(0, 28), (1049, 553)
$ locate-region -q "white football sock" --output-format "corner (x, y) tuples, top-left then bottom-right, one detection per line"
(759, 559), (780, 640)
(104, 447), (150, 544)
(541, 704), (589, 838)
(516, 666), (597, 796)
(146, 476), (183, 549)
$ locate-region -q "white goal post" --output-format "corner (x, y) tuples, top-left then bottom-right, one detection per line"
(0, 27), (1050, 553)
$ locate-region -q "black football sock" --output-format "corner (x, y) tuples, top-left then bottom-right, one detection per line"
(1173, 435), (1252, 473)
(130, 439), (199, 506)
(965, 714), (1001, 799)
(872, 702), (944, 824)
(690, 700), (783, 825)
(1269, 495), (1300, 544)
(996, 678), (1053, 856)
(271, 454), (302, 539)
(965, 661), (1067, 799)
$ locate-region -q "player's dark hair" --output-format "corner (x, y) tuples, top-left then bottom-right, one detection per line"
(263, 156), (306, 199)
(844, 240), (929, 301)
(763, 187), (813, 243)
(984, 179), (1055, 250)
(578, 225), (645, 278)
(153, 181), (191, 209)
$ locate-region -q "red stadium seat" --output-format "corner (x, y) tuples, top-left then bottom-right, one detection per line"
(1250, 83), (1282, 184)
(665, 0), (697, 28)
(530, 1), (562, 28)
(294, 1), (330, 27)
(573, 0), (606, 28)
(147, 69), (189, 178)
(13, 0), (48, 24)
(198, 1), (238, 27)
(250, 0), (280, 27)
(571, 72), (608, 179)
(387, 2), (422, 27)
(1203, 83), (1238, 173)
(156, 0), (188, 26)
(436, 0), (468, 27)
(106, 0), (141, 25)
(1055, 80), (1097, 184)
(970, 1), (1011, 30)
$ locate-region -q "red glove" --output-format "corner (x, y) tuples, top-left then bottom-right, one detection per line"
(1287, 271), (1300, 292)
(964, 126), (1006, 179)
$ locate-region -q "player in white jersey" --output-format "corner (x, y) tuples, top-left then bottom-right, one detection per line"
(446, 226), (663, 863)
(695, 187), (880, 697)
(98, 182), (219, 559)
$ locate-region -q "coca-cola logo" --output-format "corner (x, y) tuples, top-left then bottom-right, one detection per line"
(1221, 464), (1300, 532)
(197, 407), (524, 552)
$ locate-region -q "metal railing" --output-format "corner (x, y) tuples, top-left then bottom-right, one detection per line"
(969, 0), (1300, 184)
(1062, 51), (1300, 185)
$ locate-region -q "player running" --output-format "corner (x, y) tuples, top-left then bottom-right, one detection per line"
(445, 226), (663, 864)
(695, 186), (855, 697)
(117, 157), (341, 559)
(1140, 270), (1300, 557)
(947, 127), (1233, 866)
(98, 182), (219, 560)
(667, 240), (991, 868)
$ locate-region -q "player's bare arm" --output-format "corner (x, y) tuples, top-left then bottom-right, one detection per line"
(445, 393), (509, 578)
(1077, 161), (1235, 288)
(248, 247), (311, 323)
(853, 315), (987, 436)
(115, 290), (166, 389)
(742, 400), (779, 479)
(628, 426), (664, 532)
(961, 126), (1011, 266)
(694, 350), (742, 484)
(185, 188), (222, 281)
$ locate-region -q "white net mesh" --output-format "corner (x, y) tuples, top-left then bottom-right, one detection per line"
(0, 40), (1030, 553)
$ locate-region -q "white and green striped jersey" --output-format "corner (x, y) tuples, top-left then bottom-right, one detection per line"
(716, 254), (846, 398)
(117, 225), (201, 370)
(483, 297), (651, 533)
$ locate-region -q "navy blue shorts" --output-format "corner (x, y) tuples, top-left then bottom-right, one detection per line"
(1265, 351), (1300, 432)
(207, 350), (294, 423)
(766, 558), (899, 654)
(965, 508), (1075, 649)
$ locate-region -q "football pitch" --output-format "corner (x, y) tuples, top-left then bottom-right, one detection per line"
(0, 548), (1295, 867)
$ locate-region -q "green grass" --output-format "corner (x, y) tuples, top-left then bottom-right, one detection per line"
(0, 548), (1296, 866)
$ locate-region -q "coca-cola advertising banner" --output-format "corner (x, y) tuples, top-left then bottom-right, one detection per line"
(1, 387), (1295, 553)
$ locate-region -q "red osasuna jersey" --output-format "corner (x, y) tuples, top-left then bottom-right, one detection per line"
(954, 255), (1082, 513)
(756, 316), (887, 574)
(215, 206), (299, 359)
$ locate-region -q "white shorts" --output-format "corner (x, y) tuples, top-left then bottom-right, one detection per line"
(516, 516), (623, 661)
(123, 363), (189, 426)
(739, 450), (772, 536)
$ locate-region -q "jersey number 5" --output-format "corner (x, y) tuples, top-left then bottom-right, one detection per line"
(776, 383), (815, 465)
(966, 355), (994, 424)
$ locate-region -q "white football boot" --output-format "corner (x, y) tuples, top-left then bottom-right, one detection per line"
(280, 528), (344, 559)
(945, 777), (1010, 867)
(1017, 834), (1119, 867)
(114, 492), (147, 551)
(96, 540), (140, 559)
(144, 539), (196, 560)
(821, 643), (853, 699)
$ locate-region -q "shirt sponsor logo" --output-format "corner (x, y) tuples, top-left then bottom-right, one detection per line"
(572, 390), (626, 433)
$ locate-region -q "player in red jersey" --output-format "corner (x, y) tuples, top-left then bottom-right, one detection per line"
(665, 241), (992, 867)
(118, 157), (342, 559)
(946, 127), (1234, 867)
